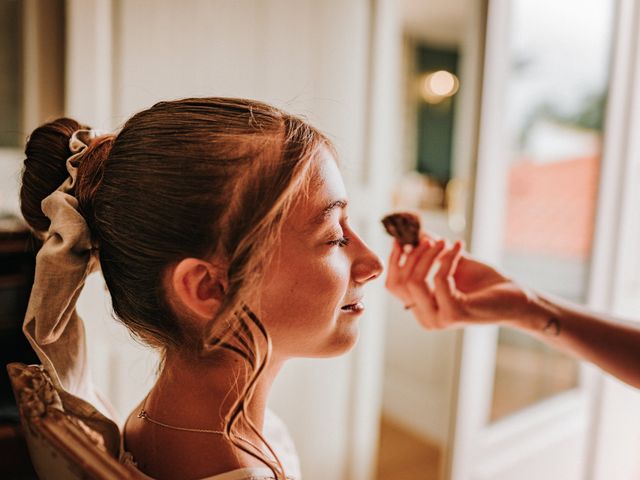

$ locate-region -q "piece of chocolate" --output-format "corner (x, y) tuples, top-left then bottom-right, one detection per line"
(381, 212), (421, 247)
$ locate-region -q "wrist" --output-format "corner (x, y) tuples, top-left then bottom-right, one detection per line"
(503, 287), (562, 335)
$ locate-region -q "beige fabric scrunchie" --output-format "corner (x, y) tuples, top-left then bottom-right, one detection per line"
(22, 129), (117, 421)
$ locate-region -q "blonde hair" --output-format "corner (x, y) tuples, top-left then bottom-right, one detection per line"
(21, 98), (333, 479)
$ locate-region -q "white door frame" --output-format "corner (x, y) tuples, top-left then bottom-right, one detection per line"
(586, 0), (640, 477)
(345, 0), (402, 478)
(447, 0), (629, 478)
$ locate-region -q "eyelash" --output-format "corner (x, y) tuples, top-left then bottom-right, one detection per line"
(328, 236), (351, 248)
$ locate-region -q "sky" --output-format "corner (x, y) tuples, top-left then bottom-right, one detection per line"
(506, 0), (615, 143)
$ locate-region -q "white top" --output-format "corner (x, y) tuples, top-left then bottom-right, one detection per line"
(202, 467), (291, 480)
(201, 408), (301, 480)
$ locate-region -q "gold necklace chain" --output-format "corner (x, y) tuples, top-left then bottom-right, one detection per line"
(137, 398), (267, 457)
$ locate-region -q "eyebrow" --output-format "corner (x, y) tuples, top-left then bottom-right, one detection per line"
(309, 199), (348, 228)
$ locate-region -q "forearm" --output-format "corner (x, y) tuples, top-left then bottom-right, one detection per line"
(506, 291), (640, 389)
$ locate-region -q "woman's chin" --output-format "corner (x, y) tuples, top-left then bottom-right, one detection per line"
(313, 324), (360, 358)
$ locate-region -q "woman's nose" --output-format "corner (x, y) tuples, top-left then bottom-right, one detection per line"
(353, 245), (384, 284)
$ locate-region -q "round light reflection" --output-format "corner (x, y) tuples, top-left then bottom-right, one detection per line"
(420, 70), (460, 104)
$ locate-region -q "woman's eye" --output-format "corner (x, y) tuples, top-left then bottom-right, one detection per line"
(328, 236), (351, 248)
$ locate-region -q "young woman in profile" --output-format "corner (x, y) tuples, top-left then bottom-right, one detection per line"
(20, 98), (383, 480)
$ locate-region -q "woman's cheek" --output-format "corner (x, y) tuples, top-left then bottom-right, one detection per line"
(312, 255), (351, 306)
(281, 254), (345, 311)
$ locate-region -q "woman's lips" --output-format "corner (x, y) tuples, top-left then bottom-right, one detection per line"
(340, 301), (365, 314)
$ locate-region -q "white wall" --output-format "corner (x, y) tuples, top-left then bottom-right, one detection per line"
(382, 300), (458, 446)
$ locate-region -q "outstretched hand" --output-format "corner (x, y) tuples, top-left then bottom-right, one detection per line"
(385, 235), (533, 330)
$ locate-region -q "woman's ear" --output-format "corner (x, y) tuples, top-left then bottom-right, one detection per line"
(169, 258), (228, 320)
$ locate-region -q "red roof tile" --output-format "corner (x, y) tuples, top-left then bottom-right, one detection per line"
(505, 155), (600, 258)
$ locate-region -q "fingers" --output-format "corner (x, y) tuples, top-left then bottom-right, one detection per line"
(407, 239), (465, 328)
(437, 240), (463, 282)
(399, 236), (433, 283)
(385, 240), (415, 307)
(419, 229), (438, 243)
(402, 238), (446, 317)
(385, 236), (438, 310)
(385, 236), (467, 329)
(433, 241), (465, 321)
(411, 238), (446, 281)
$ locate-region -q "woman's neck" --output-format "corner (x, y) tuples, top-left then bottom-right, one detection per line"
(143, 348), (285, 436)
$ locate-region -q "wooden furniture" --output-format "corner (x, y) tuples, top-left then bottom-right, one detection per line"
(7, 362), (146, 480)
